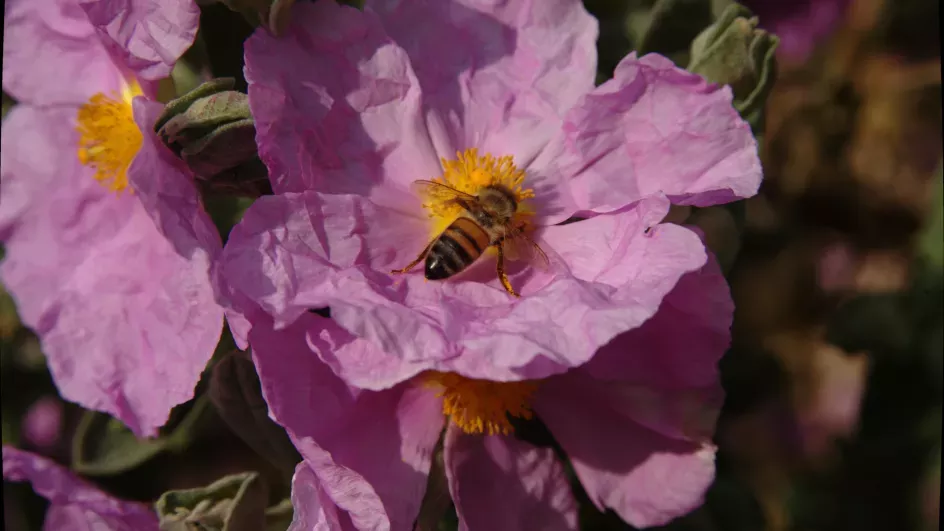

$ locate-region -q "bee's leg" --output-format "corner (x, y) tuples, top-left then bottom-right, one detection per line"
(496, 243), (520, 297)
(390, 239), (435, 274)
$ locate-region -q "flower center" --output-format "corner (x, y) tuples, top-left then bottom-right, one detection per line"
(424, 371), (538, 435)
(422, 148), (536, 233)
(76, 81), (143, 192)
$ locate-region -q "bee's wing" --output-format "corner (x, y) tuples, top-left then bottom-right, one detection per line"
(501, 226), (550, 271)
(410, 180), (477, 204)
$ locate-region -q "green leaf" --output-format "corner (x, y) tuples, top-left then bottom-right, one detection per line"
(264, 499), (294, 531)
(637, 0), (718, 63)
(208, 351), (301, 476)
(71, 395), (210, 476)
(2, 417), (17, 446)
(1, 92), (15, 120)
(918, 163), (943, 269)
(414, 438), (450, 531)
(156, 472), (268, 531)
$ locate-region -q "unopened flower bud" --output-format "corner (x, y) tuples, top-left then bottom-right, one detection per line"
(156, 78), (271, 197)
(688, 4), (779, 128)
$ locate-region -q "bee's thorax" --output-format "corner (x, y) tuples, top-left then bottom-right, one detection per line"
(477, 185), (518, 220)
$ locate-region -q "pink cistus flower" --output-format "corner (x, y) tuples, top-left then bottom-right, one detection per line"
(219, 0), (761, 529)
(744, 0), (852, 62)
(22, 397), (64, 451)
(3, 446), (159, 530)
(1, 0), (223, 437)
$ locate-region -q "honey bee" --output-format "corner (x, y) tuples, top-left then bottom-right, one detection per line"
(391, 180), (549, 297)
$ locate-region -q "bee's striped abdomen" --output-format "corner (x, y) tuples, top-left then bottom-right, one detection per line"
(425, 217), (489, 280)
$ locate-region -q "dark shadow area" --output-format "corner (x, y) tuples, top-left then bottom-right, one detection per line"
(198, 4), (256, 93)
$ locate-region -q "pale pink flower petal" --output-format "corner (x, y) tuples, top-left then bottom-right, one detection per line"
(0, 106), (222, 437)
(2, 446), (159, 530)
(2, 0), (123, 105)
(288, 462), (353, 531)
(129, 96), (224, 301)
(307, 313), (429, 392)
(250, 313), (445, 530)
(244, 1), (436, 195)
(220, 191), (707, 388)
(565, 254), (731, 443)
(1, 0), (218, 437)
(535, 379), (717, 528)
(444, 425), (578, 531)
(79, 0), (199, 80)
(539, 53), (761, 219)
(528, 255), (730, 525)
(583, 249), (733, 390)
(366, 0), (598, 167)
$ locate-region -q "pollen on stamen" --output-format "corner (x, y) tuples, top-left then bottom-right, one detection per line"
(421, 148), (536, 222)
(424, 371), (539, 436)
(75, 81), (143, 193)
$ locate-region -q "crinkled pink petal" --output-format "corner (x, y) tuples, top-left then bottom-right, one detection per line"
(561, 253), (730, 443)
(288, 462), (354, 531)
(440, 198), (707, 381)
(443, 425), (578, 531)
(535, 375), (717, 528)
(245, 1), (439, 195)
(219, 190), (708, 389)
(2, 446), (159, 530)
(308, 312), (430, 391)
(536, 53), (761, 219)
(249, 313), (444, 530)
(583, 249), (732, 390)
(218, 190), (431, 345)
(128, 96), (224, 315)
(0, 106), (222, 437)
(79, 0), (199, 81)
(366, 0), (598, 168)
(2, 0), (124, 105)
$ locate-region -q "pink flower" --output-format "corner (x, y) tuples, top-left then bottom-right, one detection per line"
(218, 0), (760, 528)
(22, 397), (64, 451)
(744, 0), (852, 62)
(257, 256), (732, 530)
(1, 0), (223, 437)
(2, 446), (160, 530)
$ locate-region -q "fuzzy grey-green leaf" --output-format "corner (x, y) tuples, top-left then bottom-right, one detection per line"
(208, 351), (300, 475)
(156, 472), (268, 531)
(72, 396), (210, 476)
(264, 499), (294, 531)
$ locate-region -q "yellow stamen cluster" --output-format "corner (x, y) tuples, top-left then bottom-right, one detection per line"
(422, 148), (535, 221)
(76, 81), (143, 192)
(424, 371), (539, 435)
